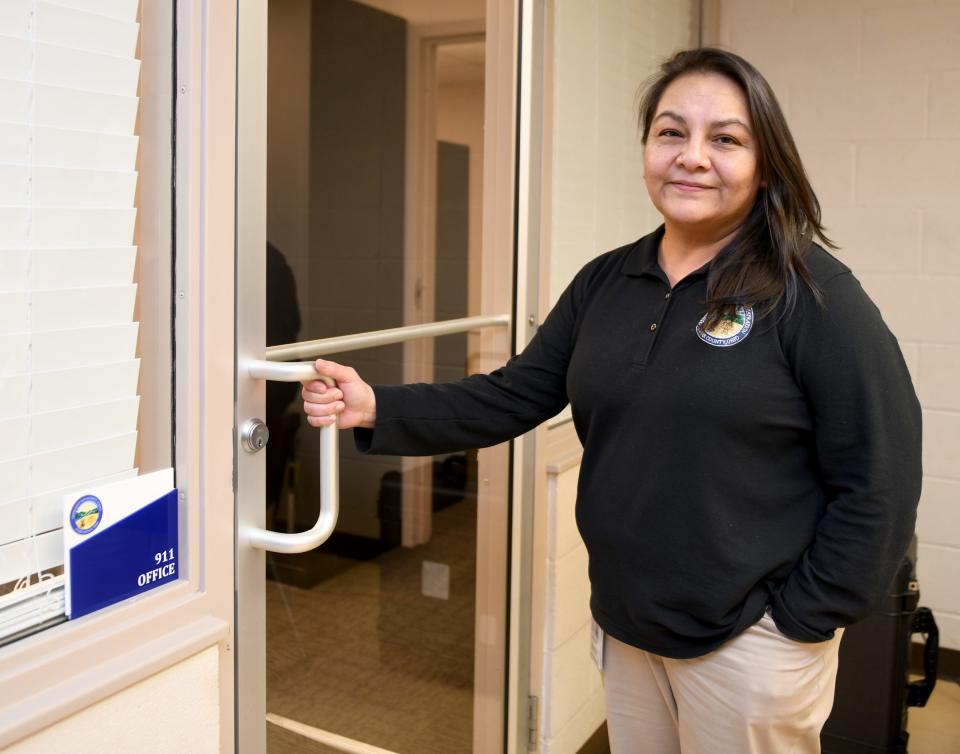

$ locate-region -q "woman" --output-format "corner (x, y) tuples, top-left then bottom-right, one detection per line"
(301, 48), (922, 754)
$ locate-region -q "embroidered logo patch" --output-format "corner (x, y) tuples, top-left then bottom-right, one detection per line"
(696, 304), (754, 347)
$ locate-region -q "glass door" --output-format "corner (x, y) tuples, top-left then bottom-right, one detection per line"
(236, 1), (518, 752)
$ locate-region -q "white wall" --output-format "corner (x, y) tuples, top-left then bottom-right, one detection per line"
(709, 0), (960, 653)
(7, 646), (220, 753)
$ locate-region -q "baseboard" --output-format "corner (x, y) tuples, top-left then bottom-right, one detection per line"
(577, 722), (610, 754)
(911, 643), (960, 679)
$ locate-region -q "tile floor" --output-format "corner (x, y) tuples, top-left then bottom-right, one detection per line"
(904, 674), (960, 753)
(265, 496), (477, 754)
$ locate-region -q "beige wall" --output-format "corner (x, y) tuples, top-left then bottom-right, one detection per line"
(437, 76), (485, 384)
(7, 646), (220, 754)
(708, 0), (960, 652)
(437, 79), (484, 254)
(437, 77), (485, 339)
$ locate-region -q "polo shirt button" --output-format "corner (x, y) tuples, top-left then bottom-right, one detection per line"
(649, 323), (657, 332)
(664, 292), (671, 299)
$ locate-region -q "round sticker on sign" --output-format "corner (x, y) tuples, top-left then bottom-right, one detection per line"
(696, 304), (754, 347)
(70, 495), (103, 535)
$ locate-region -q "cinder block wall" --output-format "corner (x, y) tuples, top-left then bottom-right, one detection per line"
(548, 1), (697, 308)
(709, 0), (960, 651)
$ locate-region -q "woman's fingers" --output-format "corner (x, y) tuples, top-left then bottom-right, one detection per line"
(300, 358), (375, 430)
(306, 412), (338, 427)
(303, 398), (345, 415)
(303, 396), (345, 427)
(302, 361), (345, 427)
(301, 384), (343, 404)
(302, 378), (330, 394)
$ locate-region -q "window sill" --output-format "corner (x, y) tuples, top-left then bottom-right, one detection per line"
(0, 581), (228, 748)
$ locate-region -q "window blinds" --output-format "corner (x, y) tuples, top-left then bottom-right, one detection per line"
(0, 0), (141, 642)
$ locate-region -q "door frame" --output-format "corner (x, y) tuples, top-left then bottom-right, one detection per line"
(235, 0), (269, 751)
(234, 1), (529, 753)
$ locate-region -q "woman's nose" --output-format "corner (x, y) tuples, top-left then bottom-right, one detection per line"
(676, 138), (710, 170)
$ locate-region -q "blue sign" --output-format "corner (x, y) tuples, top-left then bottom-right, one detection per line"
(63, 469), (178, 619)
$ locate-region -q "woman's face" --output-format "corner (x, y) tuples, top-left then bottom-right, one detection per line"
(644, 72), (762, 239)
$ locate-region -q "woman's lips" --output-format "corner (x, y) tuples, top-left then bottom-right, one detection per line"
(668, 181), (714, 192)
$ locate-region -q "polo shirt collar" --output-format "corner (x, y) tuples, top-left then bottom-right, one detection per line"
(620, 224), (713, 284)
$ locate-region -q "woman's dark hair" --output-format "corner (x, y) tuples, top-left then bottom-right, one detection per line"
(638, 47), (833, 321)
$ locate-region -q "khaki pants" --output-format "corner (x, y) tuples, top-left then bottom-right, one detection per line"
(603, 612), (844, 754)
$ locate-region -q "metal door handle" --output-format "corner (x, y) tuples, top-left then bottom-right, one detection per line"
(244, 361), (338, 554)
(242, 315), (511, 554)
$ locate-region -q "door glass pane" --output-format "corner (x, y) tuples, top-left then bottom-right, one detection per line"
(264, 1), (495, 751)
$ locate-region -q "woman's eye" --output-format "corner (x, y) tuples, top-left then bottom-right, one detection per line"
(659, 129), (682, 138)
(714, 134), (739, 145)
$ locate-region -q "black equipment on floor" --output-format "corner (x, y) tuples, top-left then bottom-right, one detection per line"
(821, 537), (939, 754)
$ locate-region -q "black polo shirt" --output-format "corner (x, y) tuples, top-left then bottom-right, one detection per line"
(357, 227), (922, 658)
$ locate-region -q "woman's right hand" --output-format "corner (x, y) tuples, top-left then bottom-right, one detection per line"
(301, 358), (376, 430)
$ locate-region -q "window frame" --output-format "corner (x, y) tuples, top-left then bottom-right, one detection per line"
(0, 2), (235, 748)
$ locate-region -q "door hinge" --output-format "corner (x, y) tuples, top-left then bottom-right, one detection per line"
(527, 695), (539, 749)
